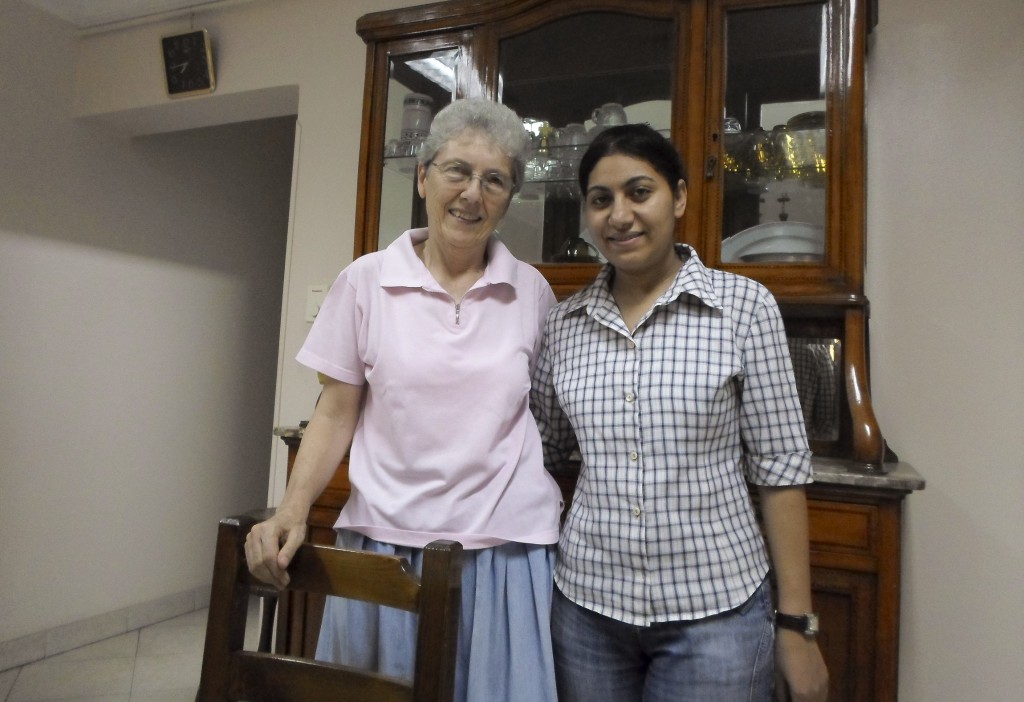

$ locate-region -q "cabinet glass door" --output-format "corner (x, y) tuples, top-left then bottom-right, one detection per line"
(719, 1), (828, 264)
(497, 12), (675, 265)
(378, 46), (462, 249)
(789, 336), (841, 441)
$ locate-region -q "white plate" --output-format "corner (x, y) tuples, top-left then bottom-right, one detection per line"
(625, 100), (671, 131)
(721, 221), (824, 263)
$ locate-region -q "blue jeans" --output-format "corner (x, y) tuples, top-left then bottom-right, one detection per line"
(551, 578), (775, 702)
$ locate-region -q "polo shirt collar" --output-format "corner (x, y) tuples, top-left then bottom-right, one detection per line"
(564, 243), (723, 317)
(379, 228), (519, 291)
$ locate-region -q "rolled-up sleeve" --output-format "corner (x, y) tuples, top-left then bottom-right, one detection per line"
(738, 289), (813, 486)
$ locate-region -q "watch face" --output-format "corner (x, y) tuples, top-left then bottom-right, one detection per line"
(806, 612), (820, 635)
(162, 30), (215, 97)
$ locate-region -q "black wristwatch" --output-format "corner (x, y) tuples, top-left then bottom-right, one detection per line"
(775, 611), (819, 637)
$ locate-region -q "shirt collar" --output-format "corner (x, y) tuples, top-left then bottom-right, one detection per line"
(379, 228), (519, 291)
(564, 243), (723, 317)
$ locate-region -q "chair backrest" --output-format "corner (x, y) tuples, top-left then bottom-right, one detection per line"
(196, 510), (462, 702)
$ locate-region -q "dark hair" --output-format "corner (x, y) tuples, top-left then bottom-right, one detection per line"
(578, 123), (688, 193)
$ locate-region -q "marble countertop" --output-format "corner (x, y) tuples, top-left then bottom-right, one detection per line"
(808, 456), (925, 492)
(274, 426), (925, 493)
(274, 426), (305, 440)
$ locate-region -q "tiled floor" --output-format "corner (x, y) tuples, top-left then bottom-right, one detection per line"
(0, 604), (260, 702)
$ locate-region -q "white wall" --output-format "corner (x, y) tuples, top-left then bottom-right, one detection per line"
(865, 1), (1024, 698)
(60, 0), (420, 504)
(2, 0), (1022, 697)
(0, 0), (296, 645)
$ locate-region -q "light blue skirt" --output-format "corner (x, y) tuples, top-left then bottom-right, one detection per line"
(315, 530), (558, 702)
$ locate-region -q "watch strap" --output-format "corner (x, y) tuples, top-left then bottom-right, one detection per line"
(775, 611), (819, 636)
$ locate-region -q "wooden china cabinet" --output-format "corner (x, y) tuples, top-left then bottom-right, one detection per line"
(273, 1), (924, 700)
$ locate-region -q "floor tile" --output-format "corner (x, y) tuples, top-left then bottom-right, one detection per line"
(1, 668), (20, 699)
(8, 657), (134, 701)
(130, 652), (202, 695)
(129, 688), (197, 702)
(0, 631), (46, 672)
(0, 605), (271, 702)
(137, 620), (204, 658)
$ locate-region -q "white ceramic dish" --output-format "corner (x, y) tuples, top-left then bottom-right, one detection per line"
(625, 100), (671, 131)
(721, 221), (824, 263)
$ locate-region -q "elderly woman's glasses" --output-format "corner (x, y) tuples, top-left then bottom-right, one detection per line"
(429, 161), (514, 196)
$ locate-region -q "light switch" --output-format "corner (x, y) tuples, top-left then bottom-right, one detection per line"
(305, 285), (327, 322)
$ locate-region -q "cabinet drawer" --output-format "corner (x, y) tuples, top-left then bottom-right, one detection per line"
(808, 499), (879, 572)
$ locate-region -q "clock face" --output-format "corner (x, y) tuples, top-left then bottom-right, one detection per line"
(162, 30), (215, 97)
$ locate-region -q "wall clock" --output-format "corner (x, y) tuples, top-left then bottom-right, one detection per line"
(161, 29), (216, 98)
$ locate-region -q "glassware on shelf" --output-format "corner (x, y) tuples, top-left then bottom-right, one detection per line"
(722, 126), (771, 180)
(522, 120), (595, 183)
(525, 121), (561, 182)
(554, 123), (588, 179)
(560, 123), (588, 151)
(401, 93), (434, 137)
(592, 102), (627, 128)
(784, 111), (827, 184)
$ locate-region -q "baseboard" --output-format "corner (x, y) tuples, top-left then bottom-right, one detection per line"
(0, 583), (211, 672)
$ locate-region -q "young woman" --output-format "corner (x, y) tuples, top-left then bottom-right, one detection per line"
(531, 123), (828, 702)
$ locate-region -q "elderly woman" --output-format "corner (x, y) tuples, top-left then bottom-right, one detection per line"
(245, 98), (561, 702)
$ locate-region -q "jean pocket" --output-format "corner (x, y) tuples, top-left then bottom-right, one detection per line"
(736, 575), (773, 619)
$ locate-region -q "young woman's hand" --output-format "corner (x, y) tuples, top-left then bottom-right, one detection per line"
(775, 630), (829, 701)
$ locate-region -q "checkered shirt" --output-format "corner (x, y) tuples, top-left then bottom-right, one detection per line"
(531, 244), (812, 625)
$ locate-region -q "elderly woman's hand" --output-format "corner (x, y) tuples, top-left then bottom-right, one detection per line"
(244, 507), (308, 590)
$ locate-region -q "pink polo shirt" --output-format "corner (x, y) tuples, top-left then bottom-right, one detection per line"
(296, 229), (562, 549)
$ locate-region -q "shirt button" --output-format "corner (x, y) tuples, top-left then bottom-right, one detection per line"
(625, 392), (635, 403)
(630, 450), (639, 461)
(628, 340), (637, 349)
(632, 506), (641, 517)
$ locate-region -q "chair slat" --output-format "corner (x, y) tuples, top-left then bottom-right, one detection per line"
(197, 509), (462, 702)
(229, 651), (413, 702)
(284, 543), (422, 612)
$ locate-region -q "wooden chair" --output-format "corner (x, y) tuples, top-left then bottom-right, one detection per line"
(196, 510), (463, 702)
